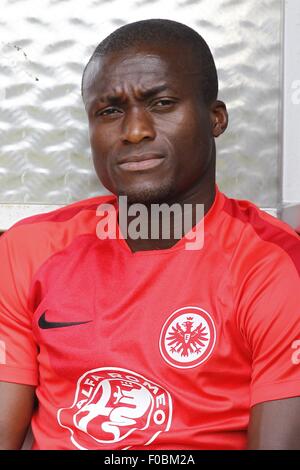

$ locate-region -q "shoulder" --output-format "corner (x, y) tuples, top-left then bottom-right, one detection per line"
(0, 194), (116, 282)
(12, 193), (116, 229)
(3, 193), (115, 242)
(219, 195), (300, 351)
(219, 193), (300, 279)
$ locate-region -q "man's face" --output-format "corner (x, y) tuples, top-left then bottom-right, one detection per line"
(83, 43), (222, 204)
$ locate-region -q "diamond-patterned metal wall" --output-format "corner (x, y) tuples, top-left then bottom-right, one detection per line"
(0, 0), (282, 207)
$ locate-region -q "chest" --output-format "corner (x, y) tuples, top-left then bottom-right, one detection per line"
(30, 240), (250, 385)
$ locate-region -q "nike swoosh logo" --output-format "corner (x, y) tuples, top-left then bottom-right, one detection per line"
(38, 312), (92, 330)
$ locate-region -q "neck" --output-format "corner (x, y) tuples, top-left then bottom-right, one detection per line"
(120, 167), (216, 252)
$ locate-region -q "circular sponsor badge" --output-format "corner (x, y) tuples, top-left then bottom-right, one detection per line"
(57, 367), (173, 449)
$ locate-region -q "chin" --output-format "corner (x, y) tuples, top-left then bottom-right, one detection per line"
(117, 181), (176, 205)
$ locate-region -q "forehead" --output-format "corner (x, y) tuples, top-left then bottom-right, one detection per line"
(83, 45), (199, 103)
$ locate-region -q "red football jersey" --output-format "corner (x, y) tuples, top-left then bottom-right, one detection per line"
(1, 187), (300, 450)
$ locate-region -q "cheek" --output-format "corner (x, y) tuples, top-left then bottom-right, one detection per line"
(153, 112), (192, 154)
(171, 109), (212, 171)
(163, 106), (210, 148)
(89, 125), (109, 176)
(186, 107), (211, 139)
(89, 125), (112, 167)
(89, 124), (106, 152)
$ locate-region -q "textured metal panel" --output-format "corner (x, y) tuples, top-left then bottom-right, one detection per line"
(0, 0), (282, 207)
(282, 0), (300, 205)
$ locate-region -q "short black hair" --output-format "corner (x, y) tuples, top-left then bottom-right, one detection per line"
(81, 18), (218, 105)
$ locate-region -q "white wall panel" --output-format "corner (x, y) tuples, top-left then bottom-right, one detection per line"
(282, 0), (300, 204)
(0, 0), (282, 216)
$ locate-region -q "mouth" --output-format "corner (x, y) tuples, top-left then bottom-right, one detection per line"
(117, 153), (165, 172)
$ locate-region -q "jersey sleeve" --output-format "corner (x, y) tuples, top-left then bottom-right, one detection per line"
(0, 198), (102, 388)
(236, 241), (300, 407)
(0, 230), (38, 386)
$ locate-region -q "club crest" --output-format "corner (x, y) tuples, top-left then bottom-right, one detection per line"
(159, 306), (216, 368)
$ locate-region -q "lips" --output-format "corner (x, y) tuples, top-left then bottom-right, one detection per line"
(117, 153), (165, 171)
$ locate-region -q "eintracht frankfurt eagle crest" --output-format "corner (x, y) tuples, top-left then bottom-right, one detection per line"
(159, 306), (216, 369)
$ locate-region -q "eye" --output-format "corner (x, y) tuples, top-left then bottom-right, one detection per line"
(95, 107), (122, 117)
(151, 98), (177, 111)
(154, 98), (175, 107)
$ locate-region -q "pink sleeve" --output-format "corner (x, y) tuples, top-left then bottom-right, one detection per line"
(237, 247), (300, 407)
(0, 231), (38, 386)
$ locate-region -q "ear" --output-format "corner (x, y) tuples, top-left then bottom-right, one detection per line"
(210, 100), (228, 137)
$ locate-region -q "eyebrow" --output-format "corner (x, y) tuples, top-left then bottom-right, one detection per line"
(98, 83), (172, 104)
(138, 83), (170, 99)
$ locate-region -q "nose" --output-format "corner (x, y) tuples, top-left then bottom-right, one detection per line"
(121, 107), (156, 144)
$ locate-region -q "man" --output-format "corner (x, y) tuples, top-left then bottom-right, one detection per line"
(0, 19), (300, 450)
